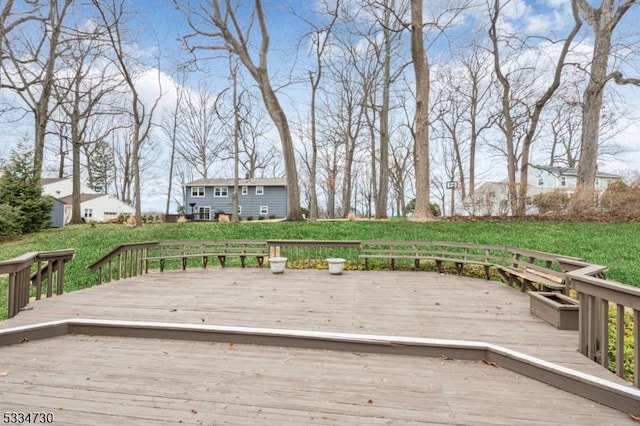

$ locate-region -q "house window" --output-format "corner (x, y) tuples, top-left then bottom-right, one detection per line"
(198, 206), (211, 220)
(241, 186), (248, 195)
(83, 208), (93, 218)
(256, 186), (264, 195)
(537, 178), (544, 186)
(260, 206), (268, 215)
(237, 205), (242, 215)
(214, 187), (228, 197)
(560, 177), (566, 186)
(191, 187), (205, 197)
(595, 178), (600, 187)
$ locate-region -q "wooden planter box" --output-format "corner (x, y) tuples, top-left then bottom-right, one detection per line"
(529, 292), (579, 330)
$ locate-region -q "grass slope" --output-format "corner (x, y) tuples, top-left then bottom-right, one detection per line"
(1, 220), (638, 289)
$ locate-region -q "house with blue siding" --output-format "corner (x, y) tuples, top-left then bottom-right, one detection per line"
(184, 178), (287, 220)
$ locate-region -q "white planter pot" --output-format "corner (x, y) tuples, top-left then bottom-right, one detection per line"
(269, 257), (287, 274)
(326, 258), (346, 275)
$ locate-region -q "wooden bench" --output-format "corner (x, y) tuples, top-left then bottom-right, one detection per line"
(142, 240), (268, 272)
(359, 241), (510, 280)
(496, 249), (566, 293)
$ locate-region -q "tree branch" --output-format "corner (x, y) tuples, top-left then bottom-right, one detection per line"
(609, 70), (640, 86)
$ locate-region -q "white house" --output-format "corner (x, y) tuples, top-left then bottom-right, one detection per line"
(42, 178), (133, 225)
(469, 166), (621, 215)
(526, 165), (620, 198)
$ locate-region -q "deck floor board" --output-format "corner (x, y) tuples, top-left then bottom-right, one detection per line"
(0, 268), (636, 424)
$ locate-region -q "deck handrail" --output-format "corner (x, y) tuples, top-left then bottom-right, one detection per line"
(89, 239), (586, 282)
(87, 242), (159, 284)
(0, 249), (76, 318)
(567, 267), (640, 387)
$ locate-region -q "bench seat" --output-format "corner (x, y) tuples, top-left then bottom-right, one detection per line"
(142, 241), (268, 271)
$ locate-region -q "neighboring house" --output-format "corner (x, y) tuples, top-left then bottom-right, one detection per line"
(527, 165), (620, 197)
(184, 178), (287, 220)
(42, 178), (133, 225)
(468, 166), (621, 215)
(41, 177), (98, 199)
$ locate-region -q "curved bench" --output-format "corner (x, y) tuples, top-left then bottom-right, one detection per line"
(358, 241), (607, 294)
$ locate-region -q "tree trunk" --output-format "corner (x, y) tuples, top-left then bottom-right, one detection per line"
(410, 0), (433, 221)
(578, 31), (612, 189)
(375, 23), (392, 219)
(309, 71), (319, 220)
(255, 71), (303, 220)
(341, 138), (356, 217)
(574, 0), (637, 191)
(70, 77), (83, 225)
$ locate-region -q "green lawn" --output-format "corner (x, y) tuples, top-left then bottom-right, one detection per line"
(1, 219), (638, 289)
(2, 219), (637, 378)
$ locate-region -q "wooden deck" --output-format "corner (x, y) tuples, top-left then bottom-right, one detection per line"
(0, 268), (638, 424)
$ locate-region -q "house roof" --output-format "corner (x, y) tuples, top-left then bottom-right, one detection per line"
(57, 193), (106, 204)
(532, 165), (621, 179)
(186, 178), (287, 187)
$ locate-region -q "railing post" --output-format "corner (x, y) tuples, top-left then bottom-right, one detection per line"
(35, 260), (43, 301)
(616, 304), (625, 377)
(635, 310), (639, 388)
(46, 260), (53, 298)
(56, 259), (65, 295)
(598, 298), (609, 368)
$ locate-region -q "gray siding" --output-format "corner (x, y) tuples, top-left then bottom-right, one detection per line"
(185, 185), (287, 219)
(49, 198), (65, 228)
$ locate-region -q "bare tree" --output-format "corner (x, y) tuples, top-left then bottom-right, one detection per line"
(175, 83), (226, 179)
(388, 128), (413, 216)
(410, 0), (432, 220)
(299, 0), (340, 220)
(178, 0), (303, 220)
(488, 0), (581, 215)
(0, 1), (43, 80)
(111, 129), (133, 204)
(53, 22), (121, 224)
(330, 60), (366, 217)
(1, 0), (72, 178)
(229, 90), (280, 179)
(94, 0), (163, 226)
(160, 71), (186, 215)
(573, 0), (639, 192)
(230, 58), (240, 222)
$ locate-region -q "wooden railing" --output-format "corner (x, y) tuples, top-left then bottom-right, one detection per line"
(266, 239), (362, 268)
(568, 267), (640, 387)
(0, 249), (76, 318)
(87, 242), (159, 284)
